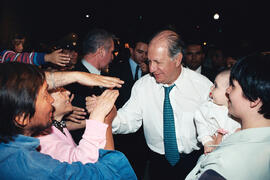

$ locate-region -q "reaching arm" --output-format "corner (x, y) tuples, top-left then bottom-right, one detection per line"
(0, 49), (70, 67)
(45, 71), (124, 90)
(65, 94), (87, 125)
(0, 50), (46, 66)
(88, 90), (119, 151)
(103, 106), (117, 150)
(44, 49), (70, 66)
(85, 93), (118, 150)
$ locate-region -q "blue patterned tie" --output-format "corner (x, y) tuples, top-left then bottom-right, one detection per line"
(163, 84), (179, 166)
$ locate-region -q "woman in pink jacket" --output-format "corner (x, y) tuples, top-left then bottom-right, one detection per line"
(38, 88), (118, 164)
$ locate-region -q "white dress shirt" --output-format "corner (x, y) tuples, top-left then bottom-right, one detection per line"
(112, 66), (213, 154)
(194, 100), (241, 145)
(195, 66), (202, 74)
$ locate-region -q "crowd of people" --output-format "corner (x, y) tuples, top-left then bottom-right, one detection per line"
(0, 27), (269, 180)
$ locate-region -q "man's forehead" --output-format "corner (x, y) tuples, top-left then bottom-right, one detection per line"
(187, 45), (202, 50)
(136, 42), (147, 47)
(149, 40), (167, 52)
(136, 44), (148, 52)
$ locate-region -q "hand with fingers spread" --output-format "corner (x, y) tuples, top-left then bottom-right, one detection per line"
(65, 106), (87, 123)
(65, 94), (87, 123)
(86, 96), (118, 122)
(45, 71), (124, 90)
(76, 72), (124, 89)
(44, 49), (71, 67)
(86, 95), (98, 114)
(89, 90), (119, 123)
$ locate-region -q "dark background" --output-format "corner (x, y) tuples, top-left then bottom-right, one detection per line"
(1, 0), (269, 53)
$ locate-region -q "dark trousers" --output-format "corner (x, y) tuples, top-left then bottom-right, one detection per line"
(114, 127), (149, 180)
(148, 148), (203, 180)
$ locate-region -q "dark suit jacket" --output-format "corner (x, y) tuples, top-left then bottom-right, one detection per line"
(64, 61), (104, 143)
(201, 65), (217, 83)
(108, 59), (136, 109)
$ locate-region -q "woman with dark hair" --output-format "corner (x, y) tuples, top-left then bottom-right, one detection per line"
(186, 52), (270, 180)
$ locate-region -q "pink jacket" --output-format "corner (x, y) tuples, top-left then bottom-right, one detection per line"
(38, 120), (108, 164)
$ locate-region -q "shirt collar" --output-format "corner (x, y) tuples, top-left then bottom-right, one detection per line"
(129, 58), (141, 79)
(195, 66), (202, 74)
(81, 59), (101, 75)
(186, 66), (202, 74)
(157, 66), (185, 90)
(129, 58), (138, 67)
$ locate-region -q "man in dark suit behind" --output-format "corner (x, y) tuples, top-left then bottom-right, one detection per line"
(109, 38), (148, 108)
(109, 38), (149, 179)
(183, 41), (227, 83)
(183, 41), (216, 82)
(65, 28), (115, 144)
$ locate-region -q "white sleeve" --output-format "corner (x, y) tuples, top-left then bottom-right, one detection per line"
(112, 80), (143, 134)
(194, 103), (215, 145)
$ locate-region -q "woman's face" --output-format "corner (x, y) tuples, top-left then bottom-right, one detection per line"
(50, 88), (72, 117)
(226, 80), (249, 119)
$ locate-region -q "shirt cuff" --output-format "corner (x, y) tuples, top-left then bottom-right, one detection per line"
(84, 119), (108, 138)
(201, 136), (214, 145)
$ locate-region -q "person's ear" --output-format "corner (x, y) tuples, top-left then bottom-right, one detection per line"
(97, 47), (105, 58)
(129, 48), (134, 55)
(250, 98), (261, 108)
(174, 53), (183, 67)
(14, 113), (30, 127)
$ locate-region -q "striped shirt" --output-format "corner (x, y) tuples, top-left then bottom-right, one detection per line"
(0, 50), (46, 66)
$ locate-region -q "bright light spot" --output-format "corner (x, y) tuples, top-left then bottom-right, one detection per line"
(86, 14), (90, 18)
(72, 34), (76, 38)
(213, 13), (219, 20)
(72, 42), (77, 46)
(203, 42), (207, 46)
(124, 43), (129, 48)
